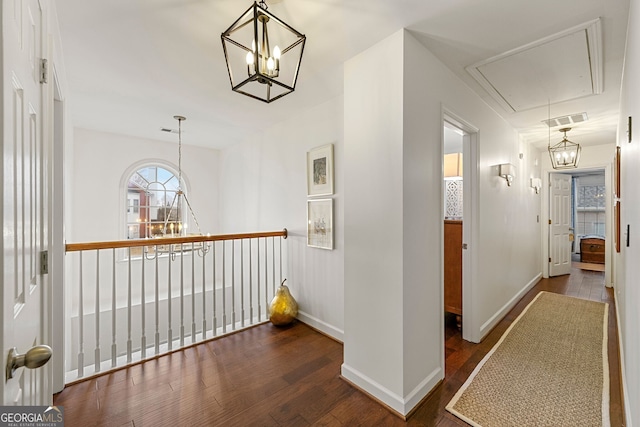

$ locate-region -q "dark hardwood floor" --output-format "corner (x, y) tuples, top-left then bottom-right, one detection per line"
(54, 266), (623, 426)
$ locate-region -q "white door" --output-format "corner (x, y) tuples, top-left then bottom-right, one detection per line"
(2, 0), (51, 405)
(549, 173), (572, 277)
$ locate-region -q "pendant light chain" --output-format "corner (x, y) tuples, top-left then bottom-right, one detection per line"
(175, 115), (184, 191)
(173, 115), (204, 235)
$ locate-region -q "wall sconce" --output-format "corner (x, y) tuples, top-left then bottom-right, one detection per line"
(499, 163), (515, 186)
(444, 153), (463, 179)
(530, 177), (542, 194)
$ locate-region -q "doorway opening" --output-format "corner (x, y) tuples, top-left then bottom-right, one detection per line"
(443, 121), (463, 340)
(442, 110), (479, 378)
(548, 168), (607, 277)
(571, 170), (606, 272)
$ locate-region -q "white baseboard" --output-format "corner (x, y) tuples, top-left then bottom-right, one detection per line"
(614, 292), (633, 427)
(297, 310), (344, 342)
(479, 272), (542, 340)
(341, 363), (442, 416)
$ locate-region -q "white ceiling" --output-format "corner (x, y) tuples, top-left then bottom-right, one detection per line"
(56, 0), (630, 150)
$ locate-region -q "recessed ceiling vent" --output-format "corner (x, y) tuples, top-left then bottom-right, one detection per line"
(542, 112), (589, 127)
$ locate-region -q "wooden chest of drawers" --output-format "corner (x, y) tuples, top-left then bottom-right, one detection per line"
(580, 237), (605, 264)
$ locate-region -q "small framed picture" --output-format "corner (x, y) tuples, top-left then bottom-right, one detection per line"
(615, 201), (621, 253)
(615, 146), (621, 198)
(307, 199), (333, 250)
(307, 144), (334, 197)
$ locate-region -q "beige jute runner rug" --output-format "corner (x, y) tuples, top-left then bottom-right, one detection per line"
(446, 291), (609, 427)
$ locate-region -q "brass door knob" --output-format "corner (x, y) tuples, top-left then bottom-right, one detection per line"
(6, 345), (52, 380)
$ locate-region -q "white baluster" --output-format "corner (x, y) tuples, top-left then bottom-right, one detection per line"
(212, 242), (217, 336)
(78, 251), (84, 378)
(232, 240), (236, 330)
(111, 248), (117, 367)
(127, 248), (132, 363)
(94, 250), (100, 372)
(141, 249), (146, 359)
(155, 245), (160, 355)
(168, 249), (173, 351)
(202, 242), (207, 340)
(279, 236), (283, 285)
(179, 245), (185, 347)
(191, 242), (196, 343)
(257, 238), (261, 321)
(264, 238), (268, 314)
(241, 239), (245, 328)
(222, 242), (227, 333)
(249, 239), (253, 323)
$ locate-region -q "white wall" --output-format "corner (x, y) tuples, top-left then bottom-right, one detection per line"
(218, 96), (345, 340)
(70, 128), (219, 242)
(342, 29), (542, 416)
(614, 0), (640, 424)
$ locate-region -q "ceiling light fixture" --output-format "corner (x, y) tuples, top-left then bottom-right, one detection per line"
(221, 0), (306, 103)
(146, 116), (210, 260)
(548, 127), (581, 169)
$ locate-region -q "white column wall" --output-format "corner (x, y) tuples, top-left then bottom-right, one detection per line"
(343, 30), (406, 403)
(343, 29), (542, 416)
(615, 0), (640, 424)
(218, 97), (345, 339)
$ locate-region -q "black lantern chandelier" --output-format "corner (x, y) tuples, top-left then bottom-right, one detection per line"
(221, 0), (306, 103)
(548, 127), (581, 169)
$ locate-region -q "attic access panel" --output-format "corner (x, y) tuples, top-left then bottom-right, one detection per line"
(466, 19), (602, 113)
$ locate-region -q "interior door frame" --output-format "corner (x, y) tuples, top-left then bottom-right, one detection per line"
(542, 163), (612, 287)
(442, 108), (480, 343)
(49, 64), (65, 393)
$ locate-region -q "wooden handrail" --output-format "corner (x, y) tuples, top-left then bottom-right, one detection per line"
(65, 228), (288, 252)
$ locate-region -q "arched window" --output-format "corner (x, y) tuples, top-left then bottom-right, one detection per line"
(126, 165), (182, 239)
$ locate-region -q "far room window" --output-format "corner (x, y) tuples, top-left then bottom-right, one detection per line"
(126, 165), (182, 240)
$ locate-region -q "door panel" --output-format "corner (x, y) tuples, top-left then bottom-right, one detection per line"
(2, 0), (50, 405)
(549, 173), (572, 276)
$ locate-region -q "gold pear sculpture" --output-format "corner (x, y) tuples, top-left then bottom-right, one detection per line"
(269, 279), (298, 326)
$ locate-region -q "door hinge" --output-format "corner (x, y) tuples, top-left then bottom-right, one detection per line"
(40, 58), (48, 84)
(548, 219), (552, 225)
(40, 250), (49, 275)
(549, 257), (552, 263)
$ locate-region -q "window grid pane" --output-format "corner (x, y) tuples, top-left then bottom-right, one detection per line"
(126, 166), (184, 239)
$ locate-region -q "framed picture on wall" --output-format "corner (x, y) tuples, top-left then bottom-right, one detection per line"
(615, 145), (621, 198)
(307, 144), (334, 196)
(615, 200), (621, 253)
(307, 199), (333, 249)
